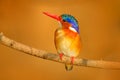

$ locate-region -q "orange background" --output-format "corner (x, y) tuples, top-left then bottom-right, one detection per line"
(0, 0), (120, 80)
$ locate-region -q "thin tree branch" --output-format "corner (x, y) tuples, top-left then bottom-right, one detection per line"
(0, 32), (120, 70)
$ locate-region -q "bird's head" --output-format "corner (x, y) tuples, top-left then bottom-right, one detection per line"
(43, 12), (80, 33)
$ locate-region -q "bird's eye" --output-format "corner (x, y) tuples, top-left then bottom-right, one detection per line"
(63, 19), (66, 22)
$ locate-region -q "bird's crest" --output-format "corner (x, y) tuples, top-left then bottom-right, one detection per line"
(61, 14), (80, 33)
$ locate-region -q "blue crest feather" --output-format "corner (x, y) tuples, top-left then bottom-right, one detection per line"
(61, 14), (80, 33)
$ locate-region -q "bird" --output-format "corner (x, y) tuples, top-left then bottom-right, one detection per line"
(43, 12), (81, 71)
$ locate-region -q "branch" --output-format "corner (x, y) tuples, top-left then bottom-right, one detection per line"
(0, 32), (120, 70)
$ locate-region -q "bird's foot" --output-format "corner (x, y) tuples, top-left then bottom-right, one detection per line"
(71, 57), (74, 64)
(59, 53), (63, 60)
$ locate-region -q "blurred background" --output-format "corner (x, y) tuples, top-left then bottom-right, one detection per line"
(0, 0), (120, 80)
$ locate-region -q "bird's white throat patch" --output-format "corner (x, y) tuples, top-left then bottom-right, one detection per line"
(58, 21), (62, 27)
(69, 27), (77, 32)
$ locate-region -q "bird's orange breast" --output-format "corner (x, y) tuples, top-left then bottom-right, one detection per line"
(54, 28), (81, 57)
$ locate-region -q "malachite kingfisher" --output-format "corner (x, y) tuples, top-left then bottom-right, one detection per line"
(43, 12), (81, 71)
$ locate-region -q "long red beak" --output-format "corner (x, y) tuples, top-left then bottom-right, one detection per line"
(43, 12), (61, 21)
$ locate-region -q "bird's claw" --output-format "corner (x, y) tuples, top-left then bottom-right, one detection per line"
(71, 57), (74, 64)
(59, 53), (63, 60)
